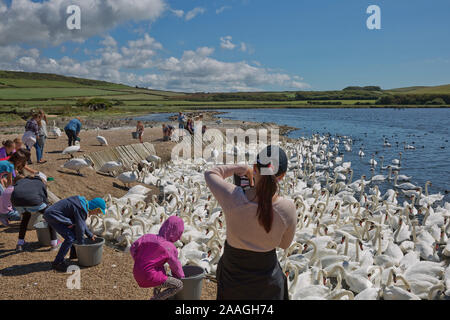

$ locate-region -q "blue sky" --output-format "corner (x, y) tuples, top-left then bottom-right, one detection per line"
(0, 0), (449, 92)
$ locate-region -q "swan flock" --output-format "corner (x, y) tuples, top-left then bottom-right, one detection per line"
(87, 133), (449, 300)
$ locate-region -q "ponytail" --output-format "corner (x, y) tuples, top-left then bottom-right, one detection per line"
(255, 165), (278, 233)
(255, 145), (288, 233)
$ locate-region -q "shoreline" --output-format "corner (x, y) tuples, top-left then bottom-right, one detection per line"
(0, 110), (299, 138)
(1, 105), (449, 133)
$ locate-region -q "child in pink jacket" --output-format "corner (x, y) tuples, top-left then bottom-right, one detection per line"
(130, 216), (185, 300)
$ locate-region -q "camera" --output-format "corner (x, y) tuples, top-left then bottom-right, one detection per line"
(233, 174), (252, 190)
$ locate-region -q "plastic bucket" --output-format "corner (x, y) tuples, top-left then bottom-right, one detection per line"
(132, 131), (139, 139)
(73, 237), (105, 267)
(172, 265), (205, 300)
(34, 221), (52, 246)
(27, 213), (44, 230)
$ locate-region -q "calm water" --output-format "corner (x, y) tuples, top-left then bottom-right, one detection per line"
(134, 108), (450, 204)
(216, 108), (450, 204)
(134, 112), (178, 122)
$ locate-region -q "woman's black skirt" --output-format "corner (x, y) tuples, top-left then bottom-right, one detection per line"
(216, 241), (289, 300)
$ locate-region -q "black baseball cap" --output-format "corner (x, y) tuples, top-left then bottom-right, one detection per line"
(256, 145), (288, 176)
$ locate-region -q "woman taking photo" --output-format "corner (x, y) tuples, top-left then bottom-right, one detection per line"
(204, 145), (296, 300)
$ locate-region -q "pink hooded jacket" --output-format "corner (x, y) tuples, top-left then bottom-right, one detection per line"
(130, 216), (185, 288)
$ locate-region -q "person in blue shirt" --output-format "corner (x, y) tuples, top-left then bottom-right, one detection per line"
(64, 118), (82, 147)
(177, 112), (186, 129)
(43, 196), (106, 272)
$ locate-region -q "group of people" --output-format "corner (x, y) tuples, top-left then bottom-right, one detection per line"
(3, 110), (295, 300)
(0, 112), (106, 272)
(177, 112), (207, 136)
(131, 145), (295, 300)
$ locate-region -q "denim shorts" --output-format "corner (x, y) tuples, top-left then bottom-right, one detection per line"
(15, 203), (47, 214)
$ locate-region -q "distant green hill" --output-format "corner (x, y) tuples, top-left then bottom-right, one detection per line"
(0, 70), (448, 126)
(387, 84), (450, 95)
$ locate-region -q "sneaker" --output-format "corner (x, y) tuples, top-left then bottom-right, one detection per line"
(0, 214), (10, 227)
(15, 244), (24, 252)
(51, 261), (68, 272)
(50, 240), (62, 251)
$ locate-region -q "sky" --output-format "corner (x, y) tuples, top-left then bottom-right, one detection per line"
(0, 0), (449, 92)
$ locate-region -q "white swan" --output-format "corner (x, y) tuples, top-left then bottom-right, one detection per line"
(382, 268), (420, 300)
(358, 148), (365, 157)
(61, 158), (93, 176)
(96, 128), (108, 146)
(394, 174), (417, 190)
(392, 152), (402, 165)
(99, 160), (123, 176)
(62, 142), (80, 158)
(117, 164), (140, 188)
(50, 120), (62, 137)
(369, 154), (377, 167)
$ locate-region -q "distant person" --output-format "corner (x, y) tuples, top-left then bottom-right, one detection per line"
(0, 140), (15, 161)
(167, 124), (174, 140)
(37, 110), (48, 163)
(177, 112), (186, 129)
(130, 216), (185, 300)
(204, 145), (296, 300)
(64, 117), (82, 147)
(11, 172), (57, 252)
(136, 121), (145, 144)
(162, 124), (169, 141)
(24, 112), (42, 164)
(43, 196), (106, 272)
(187, 119), (194, 135)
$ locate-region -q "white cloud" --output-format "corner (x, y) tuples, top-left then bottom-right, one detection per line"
(0, 33), (309, 92)
(171, 9), (184, 18)
(220, 36), (236, 50)
(101, 36), (118, 48)
(0, 0), (167, 46)
(240, 42), (255, 54)
(291, 81), (310, 89)
(0, 45), (22, 62)
(185, 7), (206, 21)
(216, 6), (231, 14)
(138, 46), (309, 92)
(126, 34), (163, 50)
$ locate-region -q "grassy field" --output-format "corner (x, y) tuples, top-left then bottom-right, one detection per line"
(0, 88), (126, 99)
(0, 70), (448, 125)
(388, 84), (450, 94)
